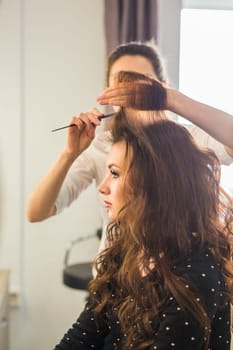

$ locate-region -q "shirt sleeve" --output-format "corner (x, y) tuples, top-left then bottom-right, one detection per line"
(184, 124), (233, 166)
(55, 151), (97, 214)
(53, 306), (109, 350)
(55, 131), (111, 214)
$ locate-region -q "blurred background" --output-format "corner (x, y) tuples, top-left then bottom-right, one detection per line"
(0, 1), (232, 349)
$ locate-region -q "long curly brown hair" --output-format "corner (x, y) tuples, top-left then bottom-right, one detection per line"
(89, 112), (233, 350)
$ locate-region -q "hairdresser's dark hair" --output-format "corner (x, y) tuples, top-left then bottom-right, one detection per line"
(106, 41), (167, 85)
(89, 111), (233, 350)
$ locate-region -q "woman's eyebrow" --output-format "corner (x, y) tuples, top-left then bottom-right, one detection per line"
(108, 163), (120, 169)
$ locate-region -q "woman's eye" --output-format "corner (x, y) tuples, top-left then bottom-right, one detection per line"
(110, 169), (119, 178)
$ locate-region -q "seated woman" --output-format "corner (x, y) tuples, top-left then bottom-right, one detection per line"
(53, 104), (233, 350)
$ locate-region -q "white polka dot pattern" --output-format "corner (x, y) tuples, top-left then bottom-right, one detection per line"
(54, 251), (231, 350)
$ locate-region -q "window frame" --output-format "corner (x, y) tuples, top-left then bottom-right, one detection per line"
(182, 0), (233, 10)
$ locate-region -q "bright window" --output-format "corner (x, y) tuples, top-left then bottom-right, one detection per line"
(179, 8), (233, 194)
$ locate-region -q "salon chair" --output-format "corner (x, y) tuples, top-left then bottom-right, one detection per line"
(63, 228), (102, 290)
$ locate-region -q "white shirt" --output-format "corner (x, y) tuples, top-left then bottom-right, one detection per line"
(55, 124), (233, 257)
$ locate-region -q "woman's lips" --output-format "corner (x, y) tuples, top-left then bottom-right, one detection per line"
(104, 200), (112, 208)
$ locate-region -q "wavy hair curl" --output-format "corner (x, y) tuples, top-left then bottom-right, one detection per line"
(89, 91), (233, 350)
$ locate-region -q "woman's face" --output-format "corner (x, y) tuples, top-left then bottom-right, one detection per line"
(108, 55), (158, 86)
(98, 140), (132, 221)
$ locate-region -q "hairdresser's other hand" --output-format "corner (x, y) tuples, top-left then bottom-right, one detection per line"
(64, 108), (101, 159)
(97, 80), (167, 111)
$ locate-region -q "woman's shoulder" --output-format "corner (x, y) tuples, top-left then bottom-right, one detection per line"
(174, 249), (219, 274)
(173, 249), (225, 294)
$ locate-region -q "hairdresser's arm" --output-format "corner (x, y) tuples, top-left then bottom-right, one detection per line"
(97, 83), (233, 156)
(167, 88), (233, 157)
(26, 111), (101, 222)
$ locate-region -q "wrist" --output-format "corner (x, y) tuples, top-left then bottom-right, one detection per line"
(166, 88), (178, 111)
(60, 149), (79, 164)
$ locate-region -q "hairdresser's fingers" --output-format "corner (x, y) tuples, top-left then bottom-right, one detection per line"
(88, 108), (104, 122)
(66, 114), (94, 140)
(80, 111), (101, 128)
(67, 115), (85, 132)
(97, 86), (147, 108)
(65, 114), (96, 155)
(97, 85), (133, 99)
(97, 86), (133, 106)
(78, 113), (94, 130)
(62, 116), (83, 157)
(97, 83), (144, 99)
(88, 107), (103, 115)
(67, 111), (100, 139)
(70, 112), (100, 133)
(98, 83), (167, 110)
(98, 96), (128, 107)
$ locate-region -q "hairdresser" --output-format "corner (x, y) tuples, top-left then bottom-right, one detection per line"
(27, 42), (233, 257)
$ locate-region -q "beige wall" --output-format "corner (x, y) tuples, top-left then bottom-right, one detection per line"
(0, 1), (105, 349)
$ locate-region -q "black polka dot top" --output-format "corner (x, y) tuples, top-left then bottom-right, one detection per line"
(54, 250), (231, 350)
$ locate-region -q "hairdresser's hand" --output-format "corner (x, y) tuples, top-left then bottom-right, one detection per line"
(97, 79), (167, 111)
(64, 108), (101, 159)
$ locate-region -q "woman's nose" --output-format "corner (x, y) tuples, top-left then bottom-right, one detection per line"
(98, 176), (110, 194)
(98, 183), (105, 194)
(98, 179), (108, 194)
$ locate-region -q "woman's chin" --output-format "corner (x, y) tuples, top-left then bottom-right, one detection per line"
(107, 210), (117, 222)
